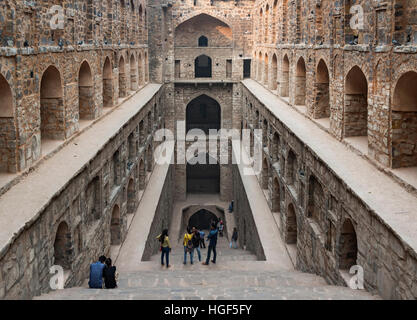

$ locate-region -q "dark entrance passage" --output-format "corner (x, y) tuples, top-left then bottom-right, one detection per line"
(187, 153), (220, 194)
(186, 94), (221, 134)
(188, 209), (218, 230)
(195, 55), (212, 78)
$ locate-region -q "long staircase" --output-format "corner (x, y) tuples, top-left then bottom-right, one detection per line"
(35, 233), (379, 300)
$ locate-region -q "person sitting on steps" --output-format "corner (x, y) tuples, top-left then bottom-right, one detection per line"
(103, 258), (118, 289)
(88, 255), (106, 289)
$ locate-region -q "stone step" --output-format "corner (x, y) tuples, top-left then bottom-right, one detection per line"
(34, 268), (380, 300)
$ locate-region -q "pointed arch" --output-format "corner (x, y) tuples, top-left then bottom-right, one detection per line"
(392, 71), (417, 167)
(286, 203), (297, 244)
(119, 55), (127, 98)
(195, 55), (212, 78)
(103, 57), (113, 107)
(280, 54), (290, 97)
(295, 57), (307, 106)
(271, 54), (278, 90)
(110, 205), (121, 245)
(54, 221), (72, 270)
(344, 66), (368, 137)
(314, 59), (330, 119)
(338, 218), (357, 270)
(130, 53), (137, 90)
(40, 65), (65, 140)
(78, 61), (94, 120)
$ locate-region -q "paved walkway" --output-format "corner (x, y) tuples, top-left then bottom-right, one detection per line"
(35, 236), (379, 300)
(243, 79), (417, 255)
(0, 84), (162, 257)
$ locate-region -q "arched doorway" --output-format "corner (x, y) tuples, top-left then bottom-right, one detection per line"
(139, 159), (145, 190)
(392, 71), (417, 168)
(257, 51), (263, 81)
(198, 35), (208, 47)
(146, 144), (153, 172)
(79, 61), (94, 120)
(0, 74), (15, 172)
(195, 55), (212, 78)
(187, 153), (220, 194)
(40, 66), (65, 140)
(271, 177), (280, 212)
(286, 203), (297, 244)
(130, 54), (137, 90)
(272, 132), (279, 162)
(262, 158), (269, 189)
(127, 178), (135, 213)
(307, 175), (324, 227)
(54, 221), (72, 269)
(315, 59), (330, 119)
(119, 56), (126, 98)
(280, 55), (290, 97)
(0, 74), (13, 117)
(186, 94), (221, 134)
(344, 66), (368, 137)
(271, 54), (278, 90)
(295, 57), (306, 105)
(110, 205), (121, 245)
(338, 218), (357, 270)
(138, 53), (143, 85)
(103, 57), (113, 108)
(264, 53), (269, 85)
(286, 150), (297, 186)
(188, 209), (218, 230)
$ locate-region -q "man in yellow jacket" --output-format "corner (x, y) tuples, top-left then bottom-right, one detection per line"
(183, 227), (194, 264)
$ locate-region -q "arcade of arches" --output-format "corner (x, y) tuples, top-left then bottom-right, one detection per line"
(0, 0), (417, 301)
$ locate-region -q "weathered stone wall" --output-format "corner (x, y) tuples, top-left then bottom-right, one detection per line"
(252, 0), (417, 170)
(0, 0), (149, 173)
(232, 165), (266, 261)
(141, 165), (175, 261)
(0, 86), (165, 300)
(243, 85), (417, 300)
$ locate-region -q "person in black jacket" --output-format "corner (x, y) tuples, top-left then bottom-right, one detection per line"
(191, 227), (202, 262)
(230, 227), (238, 249)
(103, 258), (117, 289)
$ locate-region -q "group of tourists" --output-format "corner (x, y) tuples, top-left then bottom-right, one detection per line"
(88, 255), (118, 289)
(156, 218), (239, 268)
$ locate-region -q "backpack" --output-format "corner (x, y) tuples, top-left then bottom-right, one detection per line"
(192, 232), (200, 247)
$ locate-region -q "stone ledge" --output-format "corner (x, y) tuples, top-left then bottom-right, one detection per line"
(241, 79), (417, 259)
(0, 84), (162, 260)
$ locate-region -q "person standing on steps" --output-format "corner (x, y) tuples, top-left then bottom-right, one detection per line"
(157, 229), (171, 268)
(183, 227), (194, 265)
(199, 230), (206, 249)
(191, 227), (202, 262)
(103, 258), (118, 289)
(202, 223), (218, 265)
(218, 220), (224, 237)
(230, 227), (238, 249)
